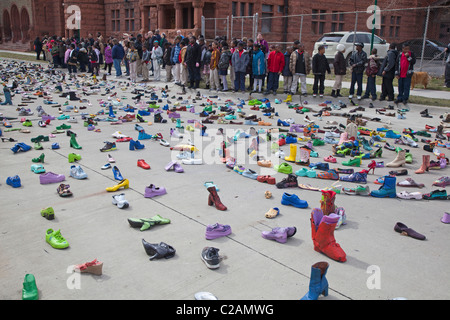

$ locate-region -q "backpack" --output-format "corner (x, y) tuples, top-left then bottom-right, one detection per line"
(366, 57), (379, 76)
(89, 50), (98, 63)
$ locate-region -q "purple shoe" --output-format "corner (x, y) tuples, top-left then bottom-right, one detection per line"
(261, 228), (288, 243)
(144, 184), (167, 198)
(39, 172), (66, 184)
(205, 223), (232, 240)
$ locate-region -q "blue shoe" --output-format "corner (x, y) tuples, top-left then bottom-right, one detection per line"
(112, 166), (123, 180)
(138, 131), (153, 140)
(277, 119), (289, 127)
(242, 169), (258, 179)
(281, 193), (308, 208)
(11, 144), (21, 153)
(70, 165), (88, 180)
(301, 262), (329, 300)
(385, 130), (401, 139)
(286, 136), (297, 144)
(6, 175), (21, 188)
(340, 171), (367, 184)
(134, 140), (145, 150)
(129, 139), (136, 151)
(309, 162), (329, 171)
(138, 110), (150, 116)
(51, 143), (60, 150)
(17, 142), (32, 152)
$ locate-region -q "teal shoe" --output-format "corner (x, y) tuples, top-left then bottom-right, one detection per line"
(22, 274), (38, 300)
(295, 168), (308, 177)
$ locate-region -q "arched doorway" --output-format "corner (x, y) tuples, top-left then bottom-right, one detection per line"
(3, 10), (12, 42)
(20, 8), (30, 42)
(11, 5), (21, 43)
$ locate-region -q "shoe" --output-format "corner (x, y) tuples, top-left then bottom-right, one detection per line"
(137, 159), (150, 170)
(242, 169), (258, 179)
(22, 274), (39, 300)
(69, 165), (88, 179)
(201, 247), (221, 269)
(342, 158), (361, 167)
(317, 169), (340, 180)
(112, 193), (130, 209)
(57, 183), (73, 197)
(340, 171), (367, 184)
(257, 175), (276, 185)
(281, 193), (308, 208)
(73, 259), (103, 275)
(265, 207), (280, 219)
(32, 153), (46, 163)
(45, 229), (69, 249)
(274, 162), (293, 174)
(276, 174), (298, 188)
(433, 176), (450, 188)
(396, 190), (422, 200)
(394, 222), (426, 240)
(142, 240), (176, 260)
(370, 175), (396, 198)
(68, 153), (81, 163)
(40, 207), (55, 220)
(39, 172), (65, 184)
(100, 141), (117, 152)
(262, 227), (296, 244)
(205, 223), (232, 240)
(300, 262), (329, 300)
(112, 166), (123, 180)
(127, 215), (171, 231)
(144, 184), (167, 198)
(422, 189), (448, 200)
(106, 179), (129, 192)
(6, 175), (21, 188)
(207, 186), (227, 211)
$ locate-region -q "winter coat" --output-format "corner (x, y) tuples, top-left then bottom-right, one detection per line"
(218, 49), (232, 70)
(395, 51), (416, 78)
(312, 53), (330, 75)
(379, 49), (398, 78)
(163, 46), (173, 66)
(210, 49), (221, 70)
(267, 51), (285, 73)
(171, 43), (181, 65)
(349, 50), (368, 73)
(282, 52), (292, 77)
(333, 51), (346, 75)
(231, 49), (250, 73)
(104, 46), (113, 64)
(252, 49), (266, 76)
(185, 42), (202, 67)
(365, 54), (380, 76)
(151, 46), (163, 65)
(112, 44), (125, 60)
(289, 50), (311, 75)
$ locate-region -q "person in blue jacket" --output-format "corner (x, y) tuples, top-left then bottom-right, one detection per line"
(170, 36), (182, 85)
(112, 39), (125, 77)
(252, 43), (266, 93)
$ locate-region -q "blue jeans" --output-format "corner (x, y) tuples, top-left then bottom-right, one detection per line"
(113, 59), (122, 76)
(349, 72), (363, 96)
(364, 75), (377, 99)
(234, 71), (246, 92)
(397, 77), (412, 102)
(267, 72), (280, 92)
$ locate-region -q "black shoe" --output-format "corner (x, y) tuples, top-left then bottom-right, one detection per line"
(275, 174), (298, 189)
(201, 247), (221, 269)
(142, 239), (176, 260)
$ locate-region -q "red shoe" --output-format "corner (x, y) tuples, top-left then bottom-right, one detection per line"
(116, 137), (132, 142)
(257, 175), (276, 185)
(137, 159), (150, 170)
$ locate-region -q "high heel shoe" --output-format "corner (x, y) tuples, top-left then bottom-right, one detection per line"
(142, 239), (176, 260)
(367, 160), (376, 174)
(106, 179), (129, 192)
(73, 259), (103, 275)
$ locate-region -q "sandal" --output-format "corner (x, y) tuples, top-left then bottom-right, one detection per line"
(73, 259), (103, 275)
(265, 207), (280, 219)
(396, 178), (425, 188)
(57, 184), (73, 197)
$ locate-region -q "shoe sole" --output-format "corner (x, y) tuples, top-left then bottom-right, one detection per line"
(201, 254), (220, 269)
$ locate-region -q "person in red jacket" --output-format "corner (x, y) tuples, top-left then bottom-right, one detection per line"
(265, 44), (285, 95)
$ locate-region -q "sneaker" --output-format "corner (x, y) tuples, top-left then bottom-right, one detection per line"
(69, 165), (88, 179)
(6, 175), (21, 188)
(205, 223), (232, 240)
(100, 141), (117, 152)
(201, 247), (221, 269)
(112, 193), (129, 209)
(45, 229), (69, 249)
(433, 176), (450, 188)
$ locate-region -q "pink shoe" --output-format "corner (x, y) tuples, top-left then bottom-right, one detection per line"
(324, 156), (337, 163)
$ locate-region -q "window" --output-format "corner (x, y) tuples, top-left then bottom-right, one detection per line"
(278, 6), (284, 14)
(112, 9), (120, 32)
(240, 3), (245, 16)
(248, 3), (253, 16)
(125, 8), (135, 31)
(232, 2), (237, 16)
(331, 11), (344, 32)
(389, 15), (401, 38)
(311, 9), (326, 34)
(261, 5), (273, 33)
(346, 33), (371, 44)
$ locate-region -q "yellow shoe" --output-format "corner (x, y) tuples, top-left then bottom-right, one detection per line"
(106, 179), (129, 192)
(186, 125), (194, 132)
(284, 94), (292, 103)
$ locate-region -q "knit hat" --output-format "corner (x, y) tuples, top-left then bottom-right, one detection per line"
(336, 44), (345, 52)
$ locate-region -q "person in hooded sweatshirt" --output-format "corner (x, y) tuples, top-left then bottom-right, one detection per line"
(252, 43), (266, 93)
(265, 44), (285, 95)
(231, 41), (249, 93)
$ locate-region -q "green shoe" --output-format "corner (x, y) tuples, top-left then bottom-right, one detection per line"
(405, 152), (413, 164)
(68, 153), (81, 163)
(127, 218), (155, 231)
(70, 134), (82, 149)
(34, 142), (43, 150)
(203, 106), (212, 112)
(274, 162), (293, 174)
(45, 229), (69, 249)
(312, 139), (324, 146)
(342, 158), (361, 167)
(41, 207), (55, 220)
(56, 124), (71, 130)
(355, 185), (370, 196)
(22, 274), (38, 300)
(22, 120), (33, 127)
(31, 135), (49, 143)
(148, 103), (160, 109)
(32, 153), (45, 163)
(337, 148), (351, 156)
(149, 214), (171, 225)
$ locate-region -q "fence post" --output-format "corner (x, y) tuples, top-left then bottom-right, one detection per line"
(419, 6), (431, 71)
(201, 16), (205, 38)
(299, 15), (303, 43)
(353, 12), (358, 50)
(254, 13), (258, 40)
(227, 16), (230, 41)
(230, 15), (233, 40)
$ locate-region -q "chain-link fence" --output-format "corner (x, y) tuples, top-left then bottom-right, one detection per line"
(202, 5), (450, 77)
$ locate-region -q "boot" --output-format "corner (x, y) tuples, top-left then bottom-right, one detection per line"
(320, 190), (336, 216)
(207, 186), (227, 211)
(436, 125), (445, 140)
(108, 105), (115, 118)
(284, 94), (292, 103)
(336, 89), (342, 97)
(331, 90), (337, 98)
(284, 143), (297, 162)
(296, 147), (310, 166)
(300, 262), (329, 300)
(310, 208), (346, 262)
(386, 149), (406, 167)
(1, 88), (12, 105)
(415, 154), (430, 174)
(69, 133), (82, 149)
(370, 175), (396, 198)
(68, 91), (79, 101)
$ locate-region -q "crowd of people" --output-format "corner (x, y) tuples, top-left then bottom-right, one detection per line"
(32, 30), (444, 105)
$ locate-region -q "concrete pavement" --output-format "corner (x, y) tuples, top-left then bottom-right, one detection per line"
(0, 57), (450, 301)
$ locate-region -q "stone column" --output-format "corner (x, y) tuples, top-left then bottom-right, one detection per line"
(157, 5), (164, 30)
(193, 1), (204, 30)
(174, 3), (182, 30)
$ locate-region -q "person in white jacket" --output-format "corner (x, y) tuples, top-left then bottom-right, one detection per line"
(151, 40), (163, 81)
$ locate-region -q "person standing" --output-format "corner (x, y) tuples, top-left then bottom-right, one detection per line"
(134, 34), (144, 77)
(282, 46), (293, 94)
(312, 45), (331, 98)
(185, 36), (202, 89)
(265, 44), (285, 95)
(362, 48), (380, 100)
(379, 43), (398, 101)
(127, 43), (138, 83)
(348, 42), (368, 100)
(395, 43), (416, 104)
(231, 41), (249, 93)
(112, 39), (125, 77)
(163, 42), (174, 82)
(151, 40), (163, 81)
(34, 37), (43, 60)
(209, 41), (221, 92)
(252, 43), (266, 93)
(104, 43), (113, 75)
(171, 36), (182, 85)
(332, 44), (346, 98)
(202, 43), (212, 89)
(141, 46), (151, 82)
(179, 38), (189, 87)
(218, 44), (232, 91)
(246, 38), (255, 91)
(289, 43), (311, 96)
(445, 43), (450, 88)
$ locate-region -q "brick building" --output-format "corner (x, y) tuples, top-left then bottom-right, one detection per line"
(0, 0), (448, 51)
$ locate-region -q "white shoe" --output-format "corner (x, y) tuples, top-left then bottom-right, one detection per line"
(182, 158), (203, 165)
(112, 131), (128, 139)
(112, 193), (129, 209)
(348, 95), (353, 99)
(68, 117), (78, 123)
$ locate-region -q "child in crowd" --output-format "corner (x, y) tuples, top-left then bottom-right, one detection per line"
(218, 44), (232, 91)
(252, 43), (266, 93)
(312, 45), (330, 98)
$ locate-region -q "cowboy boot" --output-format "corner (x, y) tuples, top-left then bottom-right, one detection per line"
(311, 208), (346, 262)
(320, 190), (336, 216)
(207, 186), (227, 211)
(415, 154), (430, 174)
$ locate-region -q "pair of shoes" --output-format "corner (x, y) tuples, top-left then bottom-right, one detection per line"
(261, 227), (296, 243)
(112, 193), (129, 209)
